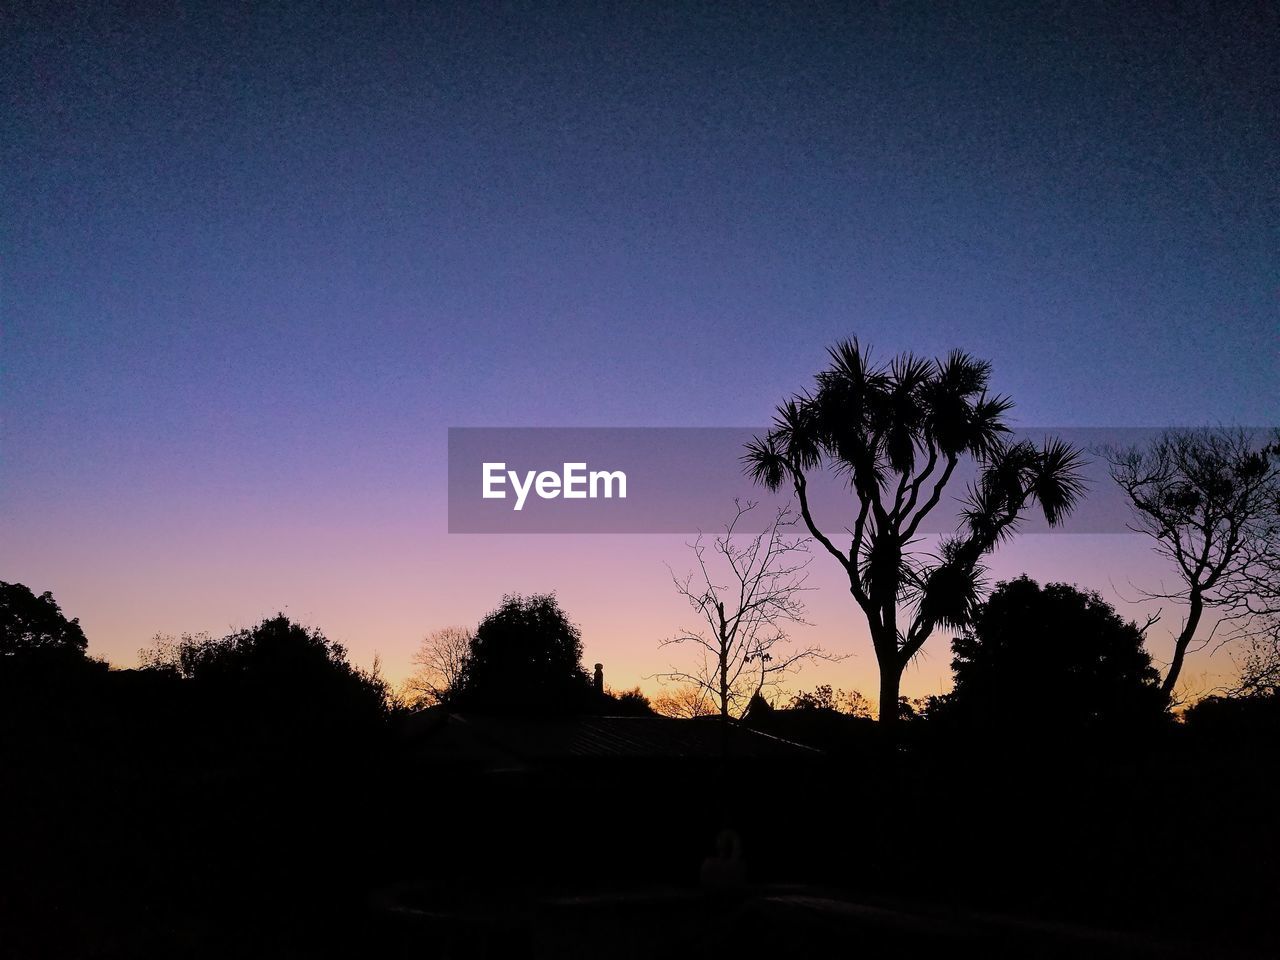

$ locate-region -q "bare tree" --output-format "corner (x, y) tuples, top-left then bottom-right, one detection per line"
(651, 684), (718, 718)
(403, 626), (473, 707)
(658, 500), (835, 720)
(1230, 619), (1280, 698)
(1228, 515), (1280, 699)
(836, 688), (875, 718)
(1105, 428), (1280, 701)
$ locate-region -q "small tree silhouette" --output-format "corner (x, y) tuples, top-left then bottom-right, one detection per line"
(651, 684), (718, 718)
(448, 593), (592, 714)
(659, 500), (836, 720)
(788, 685), (874, 718)
(403, 626), (473, 707)
(1230, 622), (1280, 698)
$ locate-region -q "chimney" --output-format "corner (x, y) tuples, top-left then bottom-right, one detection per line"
(593, 663), (604, 695)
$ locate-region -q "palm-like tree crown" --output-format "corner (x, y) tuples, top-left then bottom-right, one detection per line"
(744, 339), (1086, 662)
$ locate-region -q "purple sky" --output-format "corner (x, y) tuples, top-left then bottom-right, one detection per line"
(3, 2), (1276, 700)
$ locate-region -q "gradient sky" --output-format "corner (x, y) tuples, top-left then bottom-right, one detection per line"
(3, 2), (1276, 702)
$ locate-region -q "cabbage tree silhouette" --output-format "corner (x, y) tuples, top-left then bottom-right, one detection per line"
(448, 593), (593, 714)
(940, 576), (1165, 735)
(745, 339), (1086, 735)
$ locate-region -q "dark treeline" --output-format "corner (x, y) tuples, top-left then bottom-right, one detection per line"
(2, 578), (1277, 958)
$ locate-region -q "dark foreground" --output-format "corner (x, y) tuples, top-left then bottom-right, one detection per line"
(3, 673), (1276, 958)
(373, 883), (1275, 959)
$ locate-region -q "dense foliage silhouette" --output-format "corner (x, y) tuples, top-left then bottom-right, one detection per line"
(0, 580), (90, 662)
(448, 593), (594, 714)
(140, 615), (390, 744)
(1183, 689), (1280, 741)
(937, 577), (1166, 737)
(606, 685), (658, 715)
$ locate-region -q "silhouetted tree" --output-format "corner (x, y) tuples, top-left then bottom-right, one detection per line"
(940, 577), (1165, 734)
(787, 684), (873, 718)
(139, 615), (389, 737)
(788, 684), (839, 711)
(1229, 617), (1280, 698)
(1, 581), (89, 662)
(1183, 687), (1279, 741)
(896, 695), (932, 723)
(745, 339), (1086, 733)
(651, 684), (717, 718)
(1105, 428), (1280, 701)
(602, 686), (657, 716)
(841, 688), (874, 718)
(403, 626), (473, 707)
(660, 501), (835, 720)
(448, 593), (592, 714)
(138, 630), (212, 677)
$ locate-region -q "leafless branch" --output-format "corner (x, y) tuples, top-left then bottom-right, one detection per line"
(661, 499), (842, 719)
(402, 626), (473, 707)
(1101, 427), (1280, 697)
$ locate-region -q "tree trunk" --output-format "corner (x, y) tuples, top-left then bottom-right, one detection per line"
(719, 639), (730, 758)
(878, 662), (901, 736)
(1161, 590), (1203, 701)
(719, 647), (729, 720)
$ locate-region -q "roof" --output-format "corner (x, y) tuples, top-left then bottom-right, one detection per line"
(403, 710), (819, 768)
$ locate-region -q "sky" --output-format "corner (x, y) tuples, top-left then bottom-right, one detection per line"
(3, 1), (1276, 703)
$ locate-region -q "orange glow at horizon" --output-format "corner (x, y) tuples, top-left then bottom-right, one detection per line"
(8, 494), (1242, 708)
